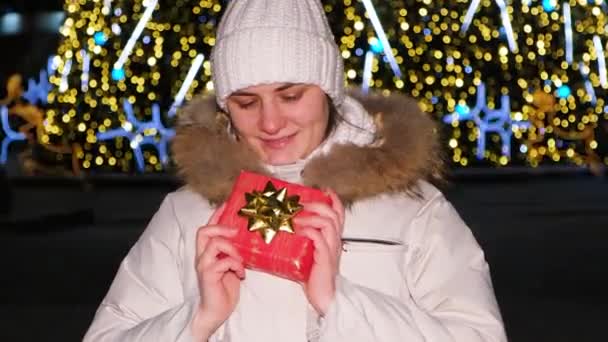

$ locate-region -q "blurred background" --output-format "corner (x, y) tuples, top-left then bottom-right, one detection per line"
(0, 0), (607, 341)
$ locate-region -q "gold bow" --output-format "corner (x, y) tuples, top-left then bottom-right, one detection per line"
(238, 181), (303, 243)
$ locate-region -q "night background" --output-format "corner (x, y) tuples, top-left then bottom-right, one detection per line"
(1, 0), (607, 341)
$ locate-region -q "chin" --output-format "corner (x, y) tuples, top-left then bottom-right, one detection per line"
(261, 149), (307, 165)
(264, 155), (300, 166)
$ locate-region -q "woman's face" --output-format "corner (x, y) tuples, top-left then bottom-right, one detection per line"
(226, 83), (330, 165)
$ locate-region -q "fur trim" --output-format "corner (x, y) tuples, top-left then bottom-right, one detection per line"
(172, 91), (443, 204)
(171, 96), (267, 204)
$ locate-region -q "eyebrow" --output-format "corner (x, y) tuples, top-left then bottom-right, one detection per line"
(230, 83), (302, 97)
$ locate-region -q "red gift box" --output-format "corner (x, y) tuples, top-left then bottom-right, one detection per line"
(218, 171), (332, 282)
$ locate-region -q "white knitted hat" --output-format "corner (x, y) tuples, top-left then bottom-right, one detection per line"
(211, 0), (345, 110)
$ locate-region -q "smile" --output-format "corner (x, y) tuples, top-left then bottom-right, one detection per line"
(260, 133), (297, 149)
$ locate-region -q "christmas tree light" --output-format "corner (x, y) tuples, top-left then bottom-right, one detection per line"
(38, 0), (607, 172)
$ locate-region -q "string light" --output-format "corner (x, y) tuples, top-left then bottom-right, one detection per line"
(362, 51), (375, 94)
(96, 99), (174, 171)
(39, 0), (607, 172)
(335, 0), (607, 168)
(168, 53), (205, 117)
(113, 0), (158, 72)
(563, 3), (573, 65)
(593, 35), (607, 88)
(46, 0), (221, 172)
(360, 0), (402, 77)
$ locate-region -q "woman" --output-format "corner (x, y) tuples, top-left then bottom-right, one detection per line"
(84, 0), (507, 341)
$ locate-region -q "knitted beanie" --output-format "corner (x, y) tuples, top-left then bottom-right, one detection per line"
(211, 0), (345, 110)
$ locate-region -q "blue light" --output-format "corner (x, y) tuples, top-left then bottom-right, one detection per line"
(0, 13), (23, 35)
(355, 48), (364, 56)
(542, 0), (556, 12)
(96, 100), (175, 172)
(446, 56), (454, 65)
(361, 51), (374, 94)
(94, 32), (107, 45)
(431, 96), (439, 104)
(442, 82), (524, 160)
(111, 67), (125, 81)
(1, 106), (27, 164)
(23, 70), (52, 105)
(142, 35), (151, 44)
(464, 66), (473, 74)
(444, 103), (474, 124)
(361, 0), (401, 77)
(520, 145), (528, 153)
(423, 28), (431, 36)
(370, 38), (383, 54)
(557, 85), (571, 98)
(456, 104), (470, 115)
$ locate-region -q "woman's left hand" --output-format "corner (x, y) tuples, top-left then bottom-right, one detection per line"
(293, 189), (345, 316)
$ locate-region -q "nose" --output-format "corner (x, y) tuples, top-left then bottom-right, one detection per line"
(259, 101), (286, 135)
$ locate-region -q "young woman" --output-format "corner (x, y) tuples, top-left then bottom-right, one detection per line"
(84, 0), (507, 341)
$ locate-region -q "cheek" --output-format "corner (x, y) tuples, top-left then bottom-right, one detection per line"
(230, 113), (258, 134)
(287, 107), (328, 129)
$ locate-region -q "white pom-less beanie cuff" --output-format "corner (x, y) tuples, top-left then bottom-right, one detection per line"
(211, 27), (345, 111)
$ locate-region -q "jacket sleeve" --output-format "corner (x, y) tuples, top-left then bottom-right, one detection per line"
(317, 194), (507, 342)
(83, 194), (203, 342)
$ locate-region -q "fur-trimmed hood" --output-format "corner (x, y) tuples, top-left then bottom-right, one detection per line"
(172, 91), (443, 204)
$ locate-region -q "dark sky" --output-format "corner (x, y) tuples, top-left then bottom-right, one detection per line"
(0, 0), (63, 14)
(0, 1), (63, 92)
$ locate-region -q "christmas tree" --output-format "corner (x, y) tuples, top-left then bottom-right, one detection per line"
(331, 0), (608, 169)
(45, 0), (222, 172)
(39, 0), (607, 173)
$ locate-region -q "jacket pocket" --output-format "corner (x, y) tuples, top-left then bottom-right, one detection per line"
(340, 238), (408, 298)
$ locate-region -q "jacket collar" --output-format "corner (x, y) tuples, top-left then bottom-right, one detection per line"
(171, 90), (443, 205)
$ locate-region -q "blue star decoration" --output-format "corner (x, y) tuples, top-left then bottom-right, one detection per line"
(0, 106), (27, 165)
(1, 63), (54, 165)
(96, 99), (175, 172)
(22, 70), (52, 105)
(443, 82), (530, 160)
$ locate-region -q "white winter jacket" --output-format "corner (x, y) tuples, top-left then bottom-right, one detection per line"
(84, 93), (507, 341)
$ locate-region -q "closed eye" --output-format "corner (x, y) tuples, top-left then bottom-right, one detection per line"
(280, 92), (302, 103)
(237, 101), (256, 109)
(230, 98), (257, 109)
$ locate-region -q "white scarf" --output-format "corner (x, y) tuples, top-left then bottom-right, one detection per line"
(265, 95), (376, 183)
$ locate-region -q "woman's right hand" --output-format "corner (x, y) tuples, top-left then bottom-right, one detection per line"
(191, 203), (245, 340)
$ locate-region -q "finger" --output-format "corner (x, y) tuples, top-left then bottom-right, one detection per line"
(296, 226), (331, 264)
(294, 215), (339, 252)
(196, 225), (238, 254)
(204, 257), (246, 282)
(325, 188), (345, 228)
(207, 202), (227, 225)
(301, 202), (339, 232)
(198, 237), (242, 268)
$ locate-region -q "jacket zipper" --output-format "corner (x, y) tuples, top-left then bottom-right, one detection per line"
(341, 237), (403, 252)
(341, 237), (403, 245)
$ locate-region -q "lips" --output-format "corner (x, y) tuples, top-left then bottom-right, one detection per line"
(261, 133), (296, 149)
